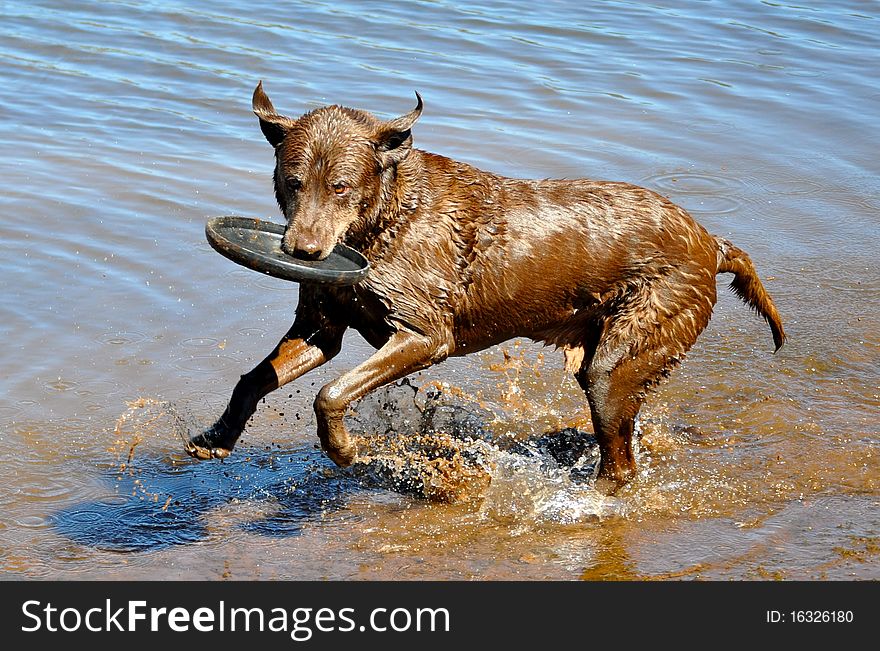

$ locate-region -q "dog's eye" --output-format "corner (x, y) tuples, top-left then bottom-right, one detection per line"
(332, 183), (350, 196)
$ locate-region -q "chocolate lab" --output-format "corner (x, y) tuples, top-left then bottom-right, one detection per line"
(187, 81), (785, 487)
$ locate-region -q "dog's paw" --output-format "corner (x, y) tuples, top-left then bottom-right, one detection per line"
(593, 476), (626, 496)
(594, 462), (636, 495)
(185, 427), (234, 461)
(325, 443), (357, 468)
(184, 441), (232, 460)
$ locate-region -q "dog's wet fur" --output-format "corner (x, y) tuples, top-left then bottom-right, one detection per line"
(187, 82), (785, 489)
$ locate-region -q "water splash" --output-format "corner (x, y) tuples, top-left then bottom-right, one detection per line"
(54, 377), (670, 553)
(344, 381), (617, 522)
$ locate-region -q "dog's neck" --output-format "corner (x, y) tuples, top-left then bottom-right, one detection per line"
(344, 151), (426, 261)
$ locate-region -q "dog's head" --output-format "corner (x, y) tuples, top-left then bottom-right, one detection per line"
(252, 81), (422, 260)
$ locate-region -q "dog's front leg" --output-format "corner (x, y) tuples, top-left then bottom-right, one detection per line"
(187, 321), (346, 460)
(313, 330), (448, 466)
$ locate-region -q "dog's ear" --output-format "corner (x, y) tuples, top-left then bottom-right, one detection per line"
(374, 92), (423, 168)
(252, 81), (289, 147)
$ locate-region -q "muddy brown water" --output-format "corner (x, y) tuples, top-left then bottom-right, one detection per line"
(1, 1), (877, 580)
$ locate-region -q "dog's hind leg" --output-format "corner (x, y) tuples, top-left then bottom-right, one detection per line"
(313, 330), (448, 466)
(187, 319), (346, 460)
(574, 277), (715, 489)
(575, 346), (657, 488)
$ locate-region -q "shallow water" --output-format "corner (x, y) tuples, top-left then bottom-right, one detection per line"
(1, 0), (877, 580)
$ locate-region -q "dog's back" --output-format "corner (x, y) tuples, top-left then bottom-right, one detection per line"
(350, 148), (723, 359)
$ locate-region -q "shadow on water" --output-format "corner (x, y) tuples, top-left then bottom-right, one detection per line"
(52, 383), (602, 552)
(51, 446), (358, 552)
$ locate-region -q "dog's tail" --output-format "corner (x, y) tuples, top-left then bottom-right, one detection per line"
(715, 237), (786, 352)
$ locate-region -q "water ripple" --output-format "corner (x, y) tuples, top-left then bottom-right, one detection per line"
(642, 171), (746, 195)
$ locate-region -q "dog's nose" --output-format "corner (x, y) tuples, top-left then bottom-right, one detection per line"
(294, 237), (324, 260)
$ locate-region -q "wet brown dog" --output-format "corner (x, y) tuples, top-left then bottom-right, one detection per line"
(188, 81), (785, 487)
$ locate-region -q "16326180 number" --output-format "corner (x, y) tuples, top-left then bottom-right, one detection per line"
(791, 611), (854, 623)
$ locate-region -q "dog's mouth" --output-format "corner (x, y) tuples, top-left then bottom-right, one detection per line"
(280, 233), (333, 261)
(289, 247), (327, 262)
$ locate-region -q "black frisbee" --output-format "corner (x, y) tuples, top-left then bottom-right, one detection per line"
(205, 216), (369, 285)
